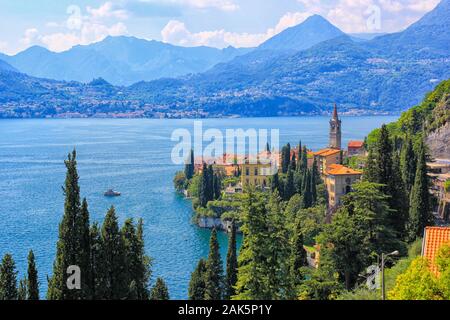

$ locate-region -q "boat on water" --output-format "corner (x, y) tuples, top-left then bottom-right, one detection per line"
(104, 189), (121, 197)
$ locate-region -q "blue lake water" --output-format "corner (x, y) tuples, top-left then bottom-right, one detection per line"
(0, 116), (397, 299)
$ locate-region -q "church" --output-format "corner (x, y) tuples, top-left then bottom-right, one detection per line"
(313, 104), (363, 210)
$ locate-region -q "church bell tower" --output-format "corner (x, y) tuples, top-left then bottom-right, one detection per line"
(329, 103), (342, 150)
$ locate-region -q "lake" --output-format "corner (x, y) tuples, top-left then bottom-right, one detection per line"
(0, 116), (397, 299)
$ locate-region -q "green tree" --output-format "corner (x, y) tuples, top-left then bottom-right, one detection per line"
(225, 221), (238, 300)
(290, 154), (297, 171)
(79, 198), (91, 298)
(290, 219), (308, 288)
(234, 191), (269, 300)
(388, 257), (441, 300)
(0, 254), (18, 300)
(122, 218), (151, 300)
(407, 140), (433, 241)
(18, 279), (27, 300)
(27, 250), (39, 300)
(89, 222), (104, 299)
(284, 168), (295, 200)
(204, 229), (224, 300)
(199, 163), (210, 207)
(281, 144), (291, 174)
(301, 170), (312, 209)
(47, 150), (89, 300)
(271, 173), (280, 193)
(100, 206), (127, 299)
(234, 191), (290, 300)
(185, 149), (195, 180)
(150, 278), (170, 300)
(401, 138), (416, 194)
(189, 259), (207, 300)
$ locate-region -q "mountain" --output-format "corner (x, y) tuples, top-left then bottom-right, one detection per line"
(0, 1), (450, 118)
(257, 15), (344, 52)
(0, 59), (17, 72)
(1, 36), (252, 85)
(369, 0), (450, 56)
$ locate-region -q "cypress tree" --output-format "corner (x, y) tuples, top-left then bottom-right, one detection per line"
(204, 229), (223, 300)
(225, 221), (238, 300)
(47, 149), (86, 300)
(199, 163), (209, 207)
(266, 142), (271, 153)
(101, 206), (127, 299)
(135, 218), (151, 300)
(89, 222), (104, 299)
(27, 250), (39, 300)
(79, 198), (91, 299)
(290, 220), (308, 287)
(401, 138), (416, 194)
(0, 254), (18, 300)
(284, 168), (295, 200)
(207, 165), (214, 201)
(300, 146), (308, 173)
(407, 140), (433, 241)
(281, 143), (291, 174)
(18, 279), (27, 300)
(271, 172), (280, 193)
(391, 152), (409, 239)
(301, 170), (312, 209)
(290, 154), (297, 171)
(310, 169), (317, 206)
(185, 149), (195, 180)
(122, 218), (151, 300)
(188, 259), (207, 300)
(363, 148), (378, 182)
(150, 278), (170, 300)
(213, 173), (221, 200)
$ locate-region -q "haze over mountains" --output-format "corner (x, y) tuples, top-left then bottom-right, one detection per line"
(0, 37), (252, 85)
(0, 0), (449, 118)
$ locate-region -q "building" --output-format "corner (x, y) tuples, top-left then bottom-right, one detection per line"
(325, 164), (362, 208)
(313, 148), (342, 177)
(329, 103), (342, 150)
(348, 141), (365, 156)
(422, 227), (450, 276)
(241, 156), (278, 188)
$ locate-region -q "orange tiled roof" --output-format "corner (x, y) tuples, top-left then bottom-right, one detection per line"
(348, 141), (364, 148)
(422, 227), (450, 276)
(326, 164), (362, 176)
(313, 148), (341, 157)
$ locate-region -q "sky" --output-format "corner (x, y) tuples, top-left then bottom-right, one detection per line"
(0, 0), (441, 55)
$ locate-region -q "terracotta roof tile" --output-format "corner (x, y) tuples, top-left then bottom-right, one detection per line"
(313, 148), (341, 157)
(348, 141), (365, 148)
(423, 227), (450, 276)
(326, 164), (362, 176)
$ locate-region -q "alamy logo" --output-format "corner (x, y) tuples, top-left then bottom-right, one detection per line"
(171, 121), (280, 166)
(67, 265), (81, 290)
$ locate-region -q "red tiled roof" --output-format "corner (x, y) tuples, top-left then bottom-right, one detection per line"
(348, 141), (364, 148)
(422, 227), (450, 276)
(313, 148), (341, 157)
(326, 164), (362, 176)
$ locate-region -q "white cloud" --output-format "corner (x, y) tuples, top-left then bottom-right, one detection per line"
(21, 2), (129, 52)
(140, 0), (239, 12)
(41, 22), (128, 52)
(161, 11), (312, 48)
(296, 0), (441, 33)
(87, 2), (129, 20)
(0, 41), (8, 52)
(21, 28), (40, 46)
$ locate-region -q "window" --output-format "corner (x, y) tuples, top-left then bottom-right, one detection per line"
(246, 168), (249, 176)
(255, 168), (258, 176)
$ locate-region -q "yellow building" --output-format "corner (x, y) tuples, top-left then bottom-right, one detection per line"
(325, 164), (362, 208)
(241, 159), (277, 188)
(313, 148), (342, 176)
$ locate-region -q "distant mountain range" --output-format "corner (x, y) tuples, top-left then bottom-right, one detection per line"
(0, 37), (252, 85)
(0, 0), (449, 118)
